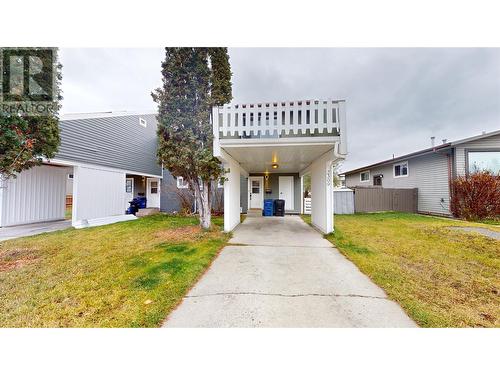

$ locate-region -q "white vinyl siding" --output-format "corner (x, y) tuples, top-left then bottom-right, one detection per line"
(346, 153), (451, 215)
(455, 133), (500, 176)
(0, 165), (69, 227)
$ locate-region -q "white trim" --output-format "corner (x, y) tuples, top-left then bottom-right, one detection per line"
(46, 158), (163, 179)
(176, 176), (189, 189)
(73, 214), (137, 229)
(393, 160), (409, 178)
(248, 176), (264, 210)
(359, 170), (370, 182)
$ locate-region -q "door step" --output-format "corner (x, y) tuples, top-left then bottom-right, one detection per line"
(136, 208), (160, 217)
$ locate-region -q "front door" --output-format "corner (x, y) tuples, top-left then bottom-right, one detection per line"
(146, 178), (160, 208)
(125, 177), (134, 210)
(249, 177), (263, 209)
(279, 176), (294, 211)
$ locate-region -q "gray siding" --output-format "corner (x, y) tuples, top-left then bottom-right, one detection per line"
(455, 133), (500, 176)
(159, 170), (223, 213)
(346, 152), (451, 215)
(242, 173), (301, 213)
(57, 114), (162, 176)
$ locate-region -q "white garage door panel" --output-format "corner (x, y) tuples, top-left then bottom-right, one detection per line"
(73, 166), (126, 224)
(1, 165), (68, 227)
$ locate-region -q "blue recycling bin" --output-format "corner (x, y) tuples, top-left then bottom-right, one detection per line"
(263, 199), (274, 216)
(137, 196), (147, 208)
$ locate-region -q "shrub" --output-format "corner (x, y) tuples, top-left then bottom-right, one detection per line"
(450, 171), (500, 220)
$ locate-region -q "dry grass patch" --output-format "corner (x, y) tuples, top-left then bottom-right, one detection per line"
(302, 212), (500, 327)
(0, 214), (229, 327)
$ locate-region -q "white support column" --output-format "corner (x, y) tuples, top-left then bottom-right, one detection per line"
(219, 149), (247, 233)
(300, 175), (304, 214)
(309, 150), (335, 234)
(223, 159), (241, 232)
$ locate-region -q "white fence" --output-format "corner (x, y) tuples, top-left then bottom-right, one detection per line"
(304, 197), (312, 214)
(213, 99), (343, 138)
(303, 188), (354, 215)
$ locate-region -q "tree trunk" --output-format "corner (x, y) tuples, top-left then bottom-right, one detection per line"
(192, 178), (211, 230)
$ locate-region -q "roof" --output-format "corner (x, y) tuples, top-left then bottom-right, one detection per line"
(61, 111), (156, 121)
(342, 129), (500, 175)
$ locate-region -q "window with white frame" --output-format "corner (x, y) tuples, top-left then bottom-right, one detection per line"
(360, 171), (370, 182)
(467, 151), (500, 174)
(394, 161), (409, 177)
(176, 176), (189, 189)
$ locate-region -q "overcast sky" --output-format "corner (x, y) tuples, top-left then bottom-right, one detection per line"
(60, 48), (500, 172)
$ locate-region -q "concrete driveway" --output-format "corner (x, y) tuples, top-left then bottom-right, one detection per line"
(164, 213), (416, 327)
(0, 220), (72, 242)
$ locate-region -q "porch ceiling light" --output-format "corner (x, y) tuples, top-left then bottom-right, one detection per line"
(272, 163), (279, 169)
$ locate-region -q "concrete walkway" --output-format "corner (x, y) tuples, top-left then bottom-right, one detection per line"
(164, 214), (416, 327)
(448, 226), (500, 240)
(0, 220), (72, 242)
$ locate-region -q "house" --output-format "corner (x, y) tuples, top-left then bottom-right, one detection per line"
(343, 130), (500, 216)
(1, 98), (348, 234)
(212, 99), (347, 233)
(0, 112), (162, 228)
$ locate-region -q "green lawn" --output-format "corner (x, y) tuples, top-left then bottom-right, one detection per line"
(302, 212), (500, 327)
(0, 214), (229, 327)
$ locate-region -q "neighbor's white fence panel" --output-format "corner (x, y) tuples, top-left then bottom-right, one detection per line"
(72, 165), (126, 226)
(334, 188), (354, 214)
(304, 198), (311, 214)
(0, 165), (69, 227)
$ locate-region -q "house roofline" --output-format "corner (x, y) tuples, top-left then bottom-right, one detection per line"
(60, 111), (157, 121)
(342, 128), (500, 176)
(342, 143), (451, 175)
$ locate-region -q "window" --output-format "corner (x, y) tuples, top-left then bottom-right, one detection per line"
(150, 181), (158, 194)
(373, 175), (383, 186)
(360, 171), (370, 182)
(125, 179), (133, 193)
(139, 117), (147, 127)
(393, 161), (409, 177)
(176, 176), (189, 189)
(467, 151), (500, 174)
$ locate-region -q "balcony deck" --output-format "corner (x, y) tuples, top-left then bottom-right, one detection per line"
(213, 99), (345, 143)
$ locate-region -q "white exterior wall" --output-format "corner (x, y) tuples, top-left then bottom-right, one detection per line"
(72, 165), (134, 228)
(310, 150), (335, 233)
(345, 152), (451, 215)
(455, 133), (500, 176)
(0, 165), (69, 227)
(223, 158), (241, 232)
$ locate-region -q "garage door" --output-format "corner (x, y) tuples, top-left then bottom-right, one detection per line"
(0, 165), (69, 227)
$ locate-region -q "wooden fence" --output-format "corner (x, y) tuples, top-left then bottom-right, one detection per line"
(353, 187), (418, 213)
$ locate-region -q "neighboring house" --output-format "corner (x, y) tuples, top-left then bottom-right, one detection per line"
(343, 130), (500, 216)
(0, 112), (162, 228)
(212, 99), (347, 233)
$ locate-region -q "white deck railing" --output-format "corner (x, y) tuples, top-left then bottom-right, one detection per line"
(213, 99), (344, 138)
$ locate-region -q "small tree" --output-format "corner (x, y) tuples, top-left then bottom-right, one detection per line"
(0, 48), (62, 180)
(152, 48), (232, 229)
(450, 171), (500, 221)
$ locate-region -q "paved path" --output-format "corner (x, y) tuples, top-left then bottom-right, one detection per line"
(0, 220), (72, 242)
(449, 226), (500, 240)
(164, 214), (416, 327)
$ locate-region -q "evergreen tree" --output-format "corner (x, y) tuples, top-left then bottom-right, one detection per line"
(152, 47), (232, 229)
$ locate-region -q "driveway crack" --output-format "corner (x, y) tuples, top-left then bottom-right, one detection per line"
(186, 291), (387, 300)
